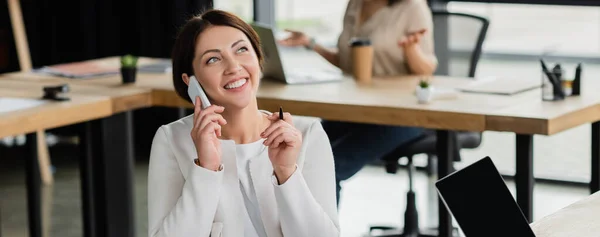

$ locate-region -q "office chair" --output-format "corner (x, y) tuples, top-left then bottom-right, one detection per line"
(369, 10), (490, 237)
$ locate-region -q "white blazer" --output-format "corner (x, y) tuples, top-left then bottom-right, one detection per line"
(147, 113), (340, 237)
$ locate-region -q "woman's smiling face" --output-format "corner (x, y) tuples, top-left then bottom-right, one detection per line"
(190, 25), (262, 109)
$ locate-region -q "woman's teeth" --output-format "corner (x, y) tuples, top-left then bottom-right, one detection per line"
(224, 78), (247, 89)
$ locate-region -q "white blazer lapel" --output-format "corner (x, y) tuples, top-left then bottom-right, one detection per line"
(249, 150), (283, 237)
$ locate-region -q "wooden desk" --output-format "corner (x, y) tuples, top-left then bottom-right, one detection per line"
(0, 79), (152, 237)
(0, 87), (112, 138)
(0, 87), (112, 237)
(4, 57), (597, 134)
(531, 191), (600, 237)
(0, 79), (152, 113)
(3, 57), (600, 237)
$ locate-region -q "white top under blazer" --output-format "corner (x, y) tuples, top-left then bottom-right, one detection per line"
(147, 112), (340, 237)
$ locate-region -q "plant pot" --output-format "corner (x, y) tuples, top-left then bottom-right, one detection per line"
(416, 86), (434, 104)
(121, 67), (137, 84)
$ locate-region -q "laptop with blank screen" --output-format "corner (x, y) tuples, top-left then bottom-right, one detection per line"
(435, 156), (536, 237)
(250, 22), (347, 84)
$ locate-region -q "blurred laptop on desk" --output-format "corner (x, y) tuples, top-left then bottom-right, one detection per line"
(251, 23), (347, 84)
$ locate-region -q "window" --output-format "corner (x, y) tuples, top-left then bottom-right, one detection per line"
(448, 2), (600, 57)
(275, 0), (350, 46)
(212, 0), (254, 23)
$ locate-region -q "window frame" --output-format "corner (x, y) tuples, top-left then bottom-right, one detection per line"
(253, 0), (275, 26)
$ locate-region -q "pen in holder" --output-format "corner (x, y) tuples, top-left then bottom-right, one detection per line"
(540, 60), (565, 101)
(572, 63), (582, 96)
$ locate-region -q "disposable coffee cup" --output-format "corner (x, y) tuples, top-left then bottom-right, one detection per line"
(349, 38), (373, 84)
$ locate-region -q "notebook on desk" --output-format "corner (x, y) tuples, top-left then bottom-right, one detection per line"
(435, 157), (536, 237)
(33, 61), (119, 79)
(455, 77), (541, 95)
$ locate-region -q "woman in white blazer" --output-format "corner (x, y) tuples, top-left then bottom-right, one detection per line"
(147, 9), (340, 237)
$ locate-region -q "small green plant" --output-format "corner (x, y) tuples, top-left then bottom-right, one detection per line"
(419, 79), (429, 88)
(121, 54), (138, 68)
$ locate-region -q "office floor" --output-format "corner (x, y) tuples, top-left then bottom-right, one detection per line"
(0, 58), (596, 237)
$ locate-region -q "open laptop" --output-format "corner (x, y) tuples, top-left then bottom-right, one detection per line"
(251, 23), (346, 84)
(435, 157), (536, 237)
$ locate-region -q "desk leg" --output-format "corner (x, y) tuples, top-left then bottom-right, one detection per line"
(25, 133), (42, 237)
(90, 112), (136, 237)
(102, 112), (135, 237)
(516, 134), (534, 222)
(591, 121), (600, 194)
(79, 122), (98, 237)
(436, 130), (455, 237)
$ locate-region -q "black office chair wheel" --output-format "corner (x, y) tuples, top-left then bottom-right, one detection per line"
(370, 156), (460, 237)
(368, 191), (449, 237)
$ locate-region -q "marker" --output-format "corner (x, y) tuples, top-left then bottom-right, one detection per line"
(279, 106), (284, 120)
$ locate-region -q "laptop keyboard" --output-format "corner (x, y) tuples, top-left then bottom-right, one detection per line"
(286, 70), (345, 83)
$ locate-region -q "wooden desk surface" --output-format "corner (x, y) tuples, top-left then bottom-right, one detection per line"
(147, 76), (600, 135)
(3, 56), (600, 135)
(0, 79), (153, 113)
(0, 87), (112, 138)
(486, 93), (600, 135)
(531, 191), (600, 237)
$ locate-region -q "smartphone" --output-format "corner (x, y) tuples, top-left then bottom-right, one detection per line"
(187, 75), (211, 109)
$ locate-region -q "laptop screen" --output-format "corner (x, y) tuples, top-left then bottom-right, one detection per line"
(435, 157), (536, 237)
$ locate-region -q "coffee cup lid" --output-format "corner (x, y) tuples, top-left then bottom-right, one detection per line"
(349, 38), (371, 47)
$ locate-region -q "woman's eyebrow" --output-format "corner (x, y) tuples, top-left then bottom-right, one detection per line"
(200, 39), (245, 58)
(200, 49), (220, 58)
(231, 39), (245, 48)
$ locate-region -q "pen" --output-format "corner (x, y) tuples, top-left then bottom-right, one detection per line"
(573, 63), (581, 95)
(552, 64), (562, 81)
(540, 59), (564, 97)
(279, 106), (284, 120)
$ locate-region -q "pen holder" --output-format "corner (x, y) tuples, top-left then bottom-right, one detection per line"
(541, 70), (565, 101)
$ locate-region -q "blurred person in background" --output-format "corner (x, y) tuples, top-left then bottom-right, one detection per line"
(279, 0), (437, 205)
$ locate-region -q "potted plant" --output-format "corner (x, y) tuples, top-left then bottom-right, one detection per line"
(416, 79), (434, 104)
(121, 54), (138, 83)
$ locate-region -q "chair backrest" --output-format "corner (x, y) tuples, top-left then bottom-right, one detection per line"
(432, 11), (489, 78)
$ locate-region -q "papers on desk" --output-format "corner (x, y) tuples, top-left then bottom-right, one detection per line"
(0, 97), (49, 114)
(455, 77), (541, 95)
(34, 58), (173, 78)
(33, 61), (119, 79)
(433, 88), (460, 100)
(138, 59), (172, 73)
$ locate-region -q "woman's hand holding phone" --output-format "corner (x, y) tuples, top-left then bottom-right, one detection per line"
(191, 96), (227, 171)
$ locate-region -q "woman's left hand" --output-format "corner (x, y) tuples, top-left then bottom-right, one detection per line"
(261, 112), (303, 184)
(398, 29), (426, 48)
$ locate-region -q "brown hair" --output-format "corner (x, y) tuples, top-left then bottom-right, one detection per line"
(389, 0), (403, 6)
(171, 9), (264, 103)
